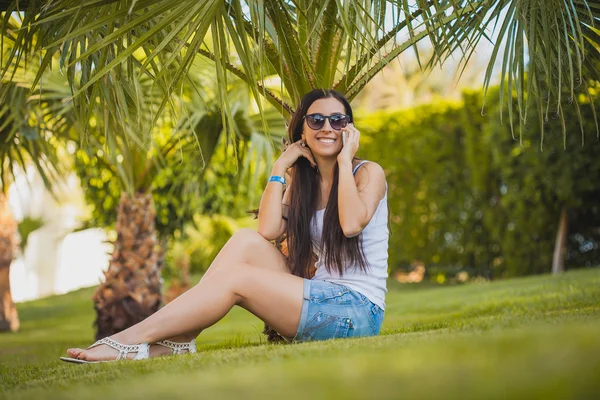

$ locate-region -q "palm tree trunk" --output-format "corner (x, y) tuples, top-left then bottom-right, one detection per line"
(552, 208), (568, 275)
(0, 192), (19, 332)
(92, 192), (162, 340)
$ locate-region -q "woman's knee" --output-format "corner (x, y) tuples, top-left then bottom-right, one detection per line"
(229, 228), (270, 252)
(209, 261), (249, 298)
(224, 228), (288, 273)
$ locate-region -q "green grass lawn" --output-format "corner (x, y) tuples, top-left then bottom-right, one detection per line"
(1, 268), (599, 399)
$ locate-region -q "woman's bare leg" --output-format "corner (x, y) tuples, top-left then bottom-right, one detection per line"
(157, 228), (291, 343)
(67, 229), (301, 361)
(202, 228), (291, 279)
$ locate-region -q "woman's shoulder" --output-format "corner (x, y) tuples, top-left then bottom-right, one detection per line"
(353, 160), (387, 198)
(353, 160), (386, 180)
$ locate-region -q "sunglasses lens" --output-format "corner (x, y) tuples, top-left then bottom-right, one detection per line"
(306, 115), (325, 130)
(329, 114), (348, 130)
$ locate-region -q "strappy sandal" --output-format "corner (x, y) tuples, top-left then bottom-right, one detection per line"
(60, 337), (150, 364)
(154, 338), (197, 355)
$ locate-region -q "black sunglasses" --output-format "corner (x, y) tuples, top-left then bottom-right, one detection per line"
(302, 113), (351, 131)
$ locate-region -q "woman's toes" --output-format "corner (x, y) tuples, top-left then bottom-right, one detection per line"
(67, 348), (83, 358)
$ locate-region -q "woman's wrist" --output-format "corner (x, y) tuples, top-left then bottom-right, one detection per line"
(337, 157), (353, 169)
(271, 162), (288, 177)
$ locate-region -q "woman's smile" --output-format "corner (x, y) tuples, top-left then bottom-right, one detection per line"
(316, 137), (337, 145)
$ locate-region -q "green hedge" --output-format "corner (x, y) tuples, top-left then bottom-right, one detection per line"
(358, 87), (600, 278)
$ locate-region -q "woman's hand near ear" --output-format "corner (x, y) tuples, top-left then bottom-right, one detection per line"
(337, 123), (360, 165)
(274, 139), (317, 172)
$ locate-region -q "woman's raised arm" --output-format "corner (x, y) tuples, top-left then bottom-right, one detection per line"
(337, 125), (387, 238)
(257, 140), (316, 240)
(257, 162), (289, 240)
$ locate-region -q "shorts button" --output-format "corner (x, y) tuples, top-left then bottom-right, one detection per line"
(338, 292), (342, 295)
(346, 319), (351, 323)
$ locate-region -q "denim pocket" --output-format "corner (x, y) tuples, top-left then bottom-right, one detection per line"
(367, 304), (384, 335)
(301, 311), (353, 341)
(311, 285), (353, 305)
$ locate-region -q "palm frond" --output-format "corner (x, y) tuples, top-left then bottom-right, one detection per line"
(431, 0), (600, 145)
(3, 0), (599, 145)
(0, 80), (72, 193)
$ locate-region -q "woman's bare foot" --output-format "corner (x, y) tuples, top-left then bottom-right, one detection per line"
(65, 344), (191, 360)
(65, 345), (136, 361)
(66, 334), (197, 361)
(66, 334), (147, 362)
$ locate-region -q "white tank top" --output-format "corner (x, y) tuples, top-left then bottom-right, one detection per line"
(310, 160), (389, 310)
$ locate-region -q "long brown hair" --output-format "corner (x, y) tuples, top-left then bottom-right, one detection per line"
(285, 89), (368, 278)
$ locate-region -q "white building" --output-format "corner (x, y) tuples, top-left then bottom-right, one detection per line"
(9, 168), (111, 303)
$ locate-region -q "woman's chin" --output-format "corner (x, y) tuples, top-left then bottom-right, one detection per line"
(313, 152), (339, 160)
(311, 147), (341, 158)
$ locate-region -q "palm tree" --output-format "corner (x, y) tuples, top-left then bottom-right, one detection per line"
(0, 78), (73, 332)
(1, 8), (80, 330)
(2, 11), (288, 337)
(2, 1), (598, 141)
(83, 73), (165, 339)
(0, 167), (18, 332)
(75, 59), (287, 338)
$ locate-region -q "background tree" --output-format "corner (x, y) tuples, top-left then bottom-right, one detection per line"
(1, 11), (79, 330)
(359, 83), (600, 280)
(0, 79), (73, 332)
(462, 84), (600, 276)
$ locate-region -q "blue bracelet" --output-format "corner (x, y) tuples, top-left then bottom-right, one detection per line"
(269, 175), (286, 185)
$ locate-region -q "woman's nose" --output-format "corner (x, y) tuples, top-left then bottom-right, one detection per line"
(321, 119), (334, 132)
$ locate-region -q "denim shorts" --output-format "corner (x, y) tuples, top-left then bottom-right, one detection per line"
(292, 279), (385, 343)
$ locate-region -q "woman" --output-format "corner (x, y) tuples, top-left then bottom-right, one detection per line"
(62, 89), (389, 363)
